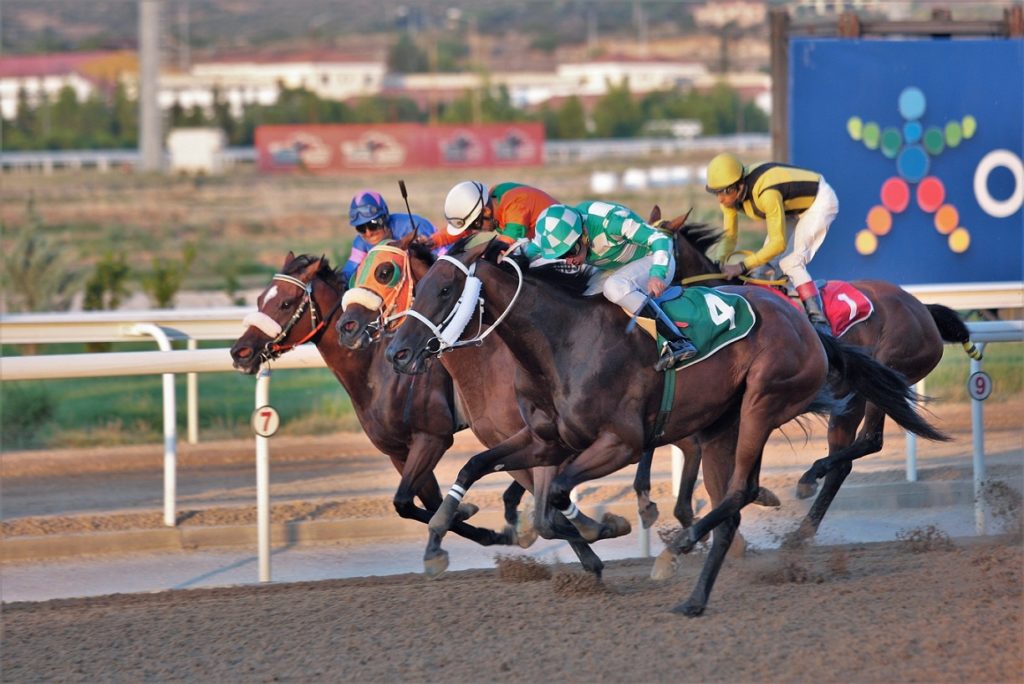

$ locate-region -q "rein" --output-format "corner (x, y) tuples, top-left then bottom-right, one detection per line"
(386, 251), (524, 355)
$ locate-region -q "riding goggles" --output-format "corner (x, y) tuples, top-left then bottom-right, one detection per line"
(355, 220), (388, 235)
(349, 204), (384, 224)
(444, 194), (485, 230)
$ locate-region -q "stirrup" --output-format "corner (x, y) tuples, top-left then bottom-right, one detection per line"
(655, 340), (698, 372)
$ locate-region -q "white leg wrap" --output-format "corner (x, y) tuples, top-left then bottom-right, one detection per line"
(561, 502), (580, 520)
(448, 484), (466, 502)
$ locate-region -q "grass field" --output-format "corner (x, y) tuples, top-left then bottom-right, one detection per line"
(2, 339), (1020, 451)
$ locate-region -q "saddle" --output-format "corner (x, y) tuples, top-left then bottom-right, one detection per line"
(756, 277), (873, 338)
(630, 286), (756, 370)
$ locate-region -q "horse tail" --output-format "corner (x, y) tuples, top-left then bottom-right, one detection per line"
(927, 304), (983, 360)
(817, 331), (951, 442)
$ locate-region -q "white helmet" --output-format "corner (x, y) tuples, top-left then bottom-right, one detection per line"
(444, 181), (489, 236)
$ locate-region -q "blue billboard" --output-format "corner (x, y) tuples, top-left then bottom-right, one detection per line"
(789, 38), (1023, 285)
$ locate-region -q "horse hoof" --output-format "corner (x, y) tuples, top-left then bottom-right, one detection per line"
(516, 520), (538, 549)
(456, 502), (480, 521)
(670, 599), (706, 617)
(639, 502), (659, 529)
(650, 548), (678, 580)
(423, 550), (449, 579)
(755, 487), (781, 507)
(727, 532), (748, 559)
(796, 481), (818, 499)
(601, 512), (631, 539)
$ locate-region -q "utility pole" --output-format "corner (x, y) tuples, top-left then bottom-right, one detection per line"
(138, 0), (163, 172)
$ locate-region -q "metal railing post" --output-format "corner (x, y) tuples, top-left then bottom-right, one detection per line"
(129, 323), (177, 527)
(971, 344), (989, 535)
(255, 368), (272, 583)
(186, 338), (199, 444)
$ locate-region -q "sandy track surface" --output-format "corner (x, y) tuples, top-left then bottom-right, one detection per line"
(1, 537), (1020, 683)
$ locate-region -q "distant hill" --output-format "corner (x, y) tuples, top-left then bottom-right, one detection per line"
(1, 0), (728, 69)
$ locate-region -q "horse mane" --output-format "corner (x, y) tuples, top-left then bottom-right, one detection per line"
(285, 254), (345, 290)
(678, 221), (723, 256)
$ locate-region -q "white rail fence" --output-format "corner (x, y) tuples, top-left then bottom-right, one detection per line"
(1, 282), (1021, 581)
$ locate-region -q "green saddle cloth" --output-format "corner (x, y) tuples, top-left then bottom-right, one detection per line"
(655, 287), (757, 370)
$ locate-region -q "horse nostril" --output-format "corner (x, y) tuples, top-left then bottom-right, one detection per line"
(342, 320), (357, 333)
(395, 349), (409, 362)
(234, 347), (252, 360)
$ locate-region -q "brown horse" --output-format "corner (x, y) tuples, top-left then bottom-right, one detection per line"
(229, 252), (524, 577)
(657, 209), (974, 538)
(336, 236), (622, 577)
(385, 236), (945, 615)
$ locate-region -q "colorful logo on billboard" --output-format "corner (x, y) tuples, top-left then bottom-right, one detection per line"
(268, 133), (332, 169)
(847, 86), (977, 256)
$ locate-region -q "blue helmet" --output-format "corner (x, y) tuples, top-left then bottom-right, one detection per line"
(348, 190), (389, 227)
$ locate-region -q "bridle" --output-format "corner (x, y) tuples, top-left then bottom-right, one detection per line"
(387, 242), (526, 357)
(244, 272), (341, 364)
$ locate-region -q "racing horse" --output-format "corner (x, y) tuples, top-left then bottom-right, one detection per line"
(335, 235), (631, 578)
(657, 207), (975, 538)
(229, 251), (527, 576)
(385, 236), (946, 615)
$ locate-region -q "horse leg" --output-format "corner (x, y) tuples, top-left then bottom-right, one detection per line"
(428, 428), (559, 538)
(633, 448), (659, 529)
(501, 476), (538, 548)
(796, 396), (865, 498)
(532, 465), (606, 577)
(670, 416), (769, 616)
(673, 437), (702, 528)
(797, 403), (886, 539)
(671, 512), (741, 617)
(547, 432), (635, 543)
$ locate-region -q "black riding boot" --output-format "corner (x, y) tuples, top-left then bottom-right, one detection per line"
(802, 292), (832, 336)
(639, 301), (698, 371)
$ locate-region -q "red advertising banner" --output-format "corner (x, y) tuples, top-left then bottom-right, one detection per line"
(255, 123), (545, 173)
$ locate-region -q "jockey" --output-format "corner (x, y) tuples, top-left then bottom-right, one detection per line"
(525, 201), (698, 371)
(341, 189), (438, 283)
(705, 152), (838, 335)
(426, 180), (558, 249)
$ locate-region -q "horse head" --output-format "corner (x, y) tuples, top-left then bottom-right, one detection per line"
(384, 233), (501, 375)
(335, 236), (435, 350)
(230, 251), (344, 374)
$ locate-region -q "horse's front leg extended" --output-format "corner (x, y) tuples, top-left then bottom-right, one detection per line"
(428, 428), (553, 538)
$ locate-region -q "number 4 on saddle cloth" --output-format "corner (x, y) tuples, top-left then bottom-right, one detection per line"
(630, 286), (756, 371)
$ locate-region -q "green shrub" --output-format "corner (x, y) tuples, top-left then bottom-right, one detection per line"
(1, 384), (57, 449)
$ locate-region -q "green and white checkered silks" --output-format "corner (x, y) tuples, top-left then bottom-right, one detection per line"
(534, 204), (583, 259)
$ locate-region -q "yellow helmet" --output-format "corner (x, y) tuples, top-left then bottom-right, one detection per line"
(705, 153), (745, 192)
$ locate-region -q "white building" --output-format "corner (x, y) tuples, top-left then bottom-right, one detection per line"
(0, 51), (132, 119)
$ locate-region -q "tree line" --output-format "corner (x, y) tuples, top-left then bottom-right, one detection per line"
(3, 77), (767, 151)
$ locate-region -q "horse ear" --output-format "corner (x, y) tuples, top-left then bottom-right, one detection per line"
(283, 251), (296, 269)
(396, 232), (415, 250)
(650, 205), (662, 223)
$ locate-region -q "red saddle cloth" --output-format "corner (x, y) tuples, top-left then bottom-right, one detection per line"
(757, 280), (874, 337)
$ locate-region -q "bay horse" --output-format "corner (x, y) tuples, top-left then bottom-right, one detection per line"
(335, 235), (633, 577)
(229, 252), (525, 576)
(657, 207), (975, 539)
(385, 236), (945, 615)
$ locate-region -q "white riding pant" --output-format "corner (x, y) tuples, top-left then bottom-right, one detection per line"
(583, 253), (677, 314)
(773, 178), (839, 288)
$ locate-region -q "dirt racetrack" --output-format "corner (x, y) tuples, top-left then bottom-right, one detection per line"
(2, 536), (1021, 682)
(2, 400), (1022, 682)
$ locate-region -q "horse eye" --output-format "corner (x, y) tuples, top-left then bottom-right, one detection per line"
(280, 299), (294, 310)
(375, 263), (394, 284)
(440, 286), (451, 297)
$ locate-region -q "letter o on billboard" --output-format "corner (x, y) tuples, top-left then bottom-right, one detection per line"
(974, 149), (1023, 218)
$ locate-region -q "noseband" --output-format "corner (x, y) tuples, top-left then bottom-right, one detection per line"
(244, 272), (341, 364)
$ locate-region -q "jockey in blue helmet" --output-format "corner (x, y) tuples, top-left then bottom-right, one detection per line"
(341, 189), (438, 283)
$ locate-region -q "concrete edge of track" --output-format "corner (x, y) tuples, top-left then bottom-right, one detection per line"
(4, 475), (1019, 563)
